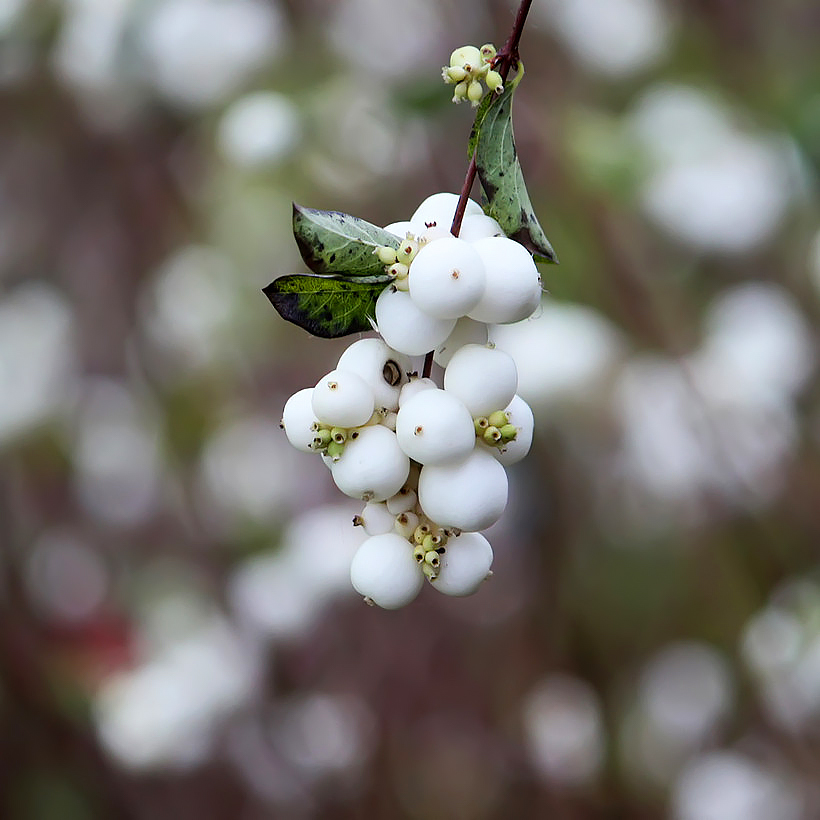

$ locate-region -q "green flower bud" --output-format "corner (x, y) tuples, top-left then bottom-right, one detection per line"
(312, 428), (332, 449)
(422, 533), (435, 551)
(467, 80), (484, 105)
(486, 70), (503, 94)
(376, 245), (398, 266)
(445, 65), (468, 83)
(453, 81), (468, 103)
(500, 423), (518, 442)
(422, 562), (438, 580)
(388, 262), (409, 280)
(413, 543), (426, 563)
(483, 426), (502, 446)
(326, 439), (345, 460)
(424, 550), (440, 568)
(396, 238), (420, 265)
(488, 410), (508, 428)
(331, 427), (347, 444)
(480, 43), (496, 62)
(414, 524), (431, 545)
(474, 416), (489, 436)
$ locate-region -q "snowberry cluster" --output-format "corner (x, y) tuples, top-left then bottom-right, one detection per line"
(280, 192), (539, 609)
(442, 44), (504, 106)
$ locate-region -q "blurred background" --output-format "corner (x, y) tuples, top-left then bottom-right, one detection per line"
(1, 0), (819, 817)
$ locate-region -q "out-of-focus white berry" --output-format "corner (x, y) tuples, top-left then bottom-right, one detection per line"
(398, 377), (437, 407)
(444, 344), (518, 417)
(336, 338), (410, 412)
(331, 425), (409, 502)
(411, 193), (483, 231)
(490, 394), (534, 467)
(468, 236), (542, 324)
(408, 237), (486, 319)
(281, 388), (319, 453)
(418, 448), (508, 531)
(434, 317), (489, 367)
(458, 213), (504, 242)
(383, 221), (416, 239)
(358, 500), (396, 535)
(375, 288), (456, 356)
(396, 388), (476, 465)
(311, 369), (375, 428)
(350, 533), (423, 609)
(386, 487), (417, 515)
(432, 532), (493, 596)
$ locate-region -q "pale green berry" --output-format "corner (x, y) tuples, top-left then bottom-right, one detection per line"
(486, 70), (503, 94)
(388, 262), (409, 280)
(467, 80), (484, 105)
(483, 426), (502, 446)
(488, 410), (509, 428)
(377, 245), (398, 265)
(450, 45), (482, 71)
(480, 43), (496, 62)
(396, 238), (420, 265)
(453, 81), (468, 103)
(445, 65), (468, 83)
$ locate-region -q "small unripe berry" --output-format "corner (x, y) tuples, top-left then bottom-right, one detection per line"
(350, 533), (423, 609)
(357, 501), (397, 536)
(312, 369), (376, 428)
(485, 70), (503, 93)
(467, 80), (483, 105)
(431, 532), (493, 596)
(445, 65), (468, 83)
(418, 448), (508, 532)
(394, 511), (419, 539)
(281, 388), (320, 453)
(386, 487), (417, 515)
(376, 246), (398, 265)
(444, 344), (518, 417)
(480, 43), (496, 62)
(450, 45), (482, 72)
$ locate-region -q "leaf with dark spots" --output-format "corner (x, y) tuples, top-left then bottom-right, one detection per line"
(292, 205), (400, 278)
(473, 66), (557, 263)
(263, 274), (390, 339)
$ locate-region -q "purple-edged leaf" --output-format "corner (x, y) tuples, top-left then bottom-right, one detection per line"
(263, 274), (389, 339)
(292, 205), (400, 277)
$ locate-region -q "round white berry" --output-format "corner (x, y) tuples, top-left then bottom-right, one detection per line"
(410, 192), (483, 232)
(458, 213), (503, 242)
(491, 394), (534, 467)
(336, 338), (410, 412)
(467, 236), (542, 324)
(311, 369), (375, 428)
(281, 388), (320, 453)
(358, 500), (396, 536)
(408, 236), (486, 319)
(331, 425), (409, 502)
(433, 317), (489, 367)
(418, 448), (508, 532)
(432, 532), (494, 597)
(350, 533), (423, 609)
(375, 287), (456, 357)
(393, 510), (419, 539)
(398, 377), (437, 407)
(444, 344), (518, 417)
(395, 388), (475, 465)
(383, 220), (416, 239)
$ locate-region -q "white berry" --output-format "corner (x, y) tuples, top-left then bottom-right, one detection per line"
(418, 448), (508, 532)
(467, 236), (542, 324)
(375, 287), (456, 356)
(312, 369), (375, 428)
(281, 388), (320, 453)
(398, 377), (437, 407)
(410, 192), (483, 231)
(408, 236), (486, 319)
(395, 388), (475, 465)
(336, 338), (409, 412)
(350, 533), (423, 609)
(358, 500), (396, 535)
(432, 532), (494, 596)
(458, 213), (503, 242)
(433, 317), (489, 367)
(444, 344), (518, 417)
(331, 425), (409, 502)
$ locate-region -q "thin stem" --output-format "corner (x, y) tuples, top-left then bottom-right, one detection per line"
(423, 0), (534, 379)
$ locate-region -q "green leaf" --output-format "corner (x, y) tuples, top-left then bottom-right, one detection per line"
(292, 204), (400, 278)
(473, 67), (558, 263)
(467, 90), (496, 159)
(263, 274), (389, 339)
